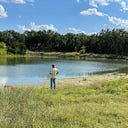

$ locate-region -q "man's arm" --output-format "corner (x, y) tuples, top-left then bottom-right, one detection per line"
(56, 69), (59, 75)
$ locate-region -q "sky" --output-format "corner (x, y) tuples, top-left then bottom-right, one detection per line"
(0, 0), (128, 34)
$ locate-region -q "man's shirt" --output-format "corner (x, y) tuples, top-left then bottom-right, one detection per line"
(50, 67), (59, 78)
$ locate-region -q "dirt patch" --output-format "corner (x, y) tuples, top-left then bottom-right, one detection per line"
(56, 72), (128, 88)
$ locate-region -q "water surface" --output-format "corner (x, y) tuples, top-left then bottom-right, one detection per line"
(0, 57), (127, 86)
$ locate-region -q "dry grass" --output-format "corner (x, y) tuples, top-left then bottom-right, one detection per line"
(0, 73), (128, 128)
(51, 72), (128, 89)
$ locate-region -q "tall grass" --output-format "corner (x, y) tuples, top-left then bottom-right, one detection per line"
(0, 78), (128, 128)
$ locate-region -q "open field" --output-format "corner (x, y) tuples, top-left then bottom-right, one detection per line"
(0, 73), (128, 128)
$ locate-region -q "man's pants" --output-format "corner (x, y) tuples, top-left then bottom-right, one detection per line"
(50, 78), (56, 89)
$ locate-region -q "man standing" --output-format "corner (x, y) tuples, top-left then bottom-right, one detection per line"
(49, 64), (59, 89)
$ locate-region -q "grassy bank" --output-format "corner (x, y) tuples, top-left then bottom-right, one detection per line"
(0, 51), (128, 61)
(0, 76), (128, 128)
(26, 51), (128, 61)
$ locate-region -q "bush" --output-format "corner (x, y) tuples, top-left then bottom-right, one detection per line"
(0, 42), (6, 49)
(0, 42), (7, 55)
(79, 46), (86, 54)
(8, 42), (26, 54)
(0, 50), (7, 55)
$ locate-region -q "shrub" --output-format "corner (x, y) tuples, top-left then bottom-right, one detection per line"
(8, 42), (26, 54)
(0, 42), (7, 55)
(79, 46), (86, 54)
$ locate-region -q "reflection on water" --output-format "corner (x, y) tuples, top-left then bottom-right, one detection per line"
(118, 67), (128, 74)
(0, 57), (44, 65)
(0, 57), (127, 86)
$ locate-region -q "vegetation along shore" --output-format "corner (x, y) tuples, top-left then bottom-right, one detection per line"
(0, 28), (128, 57)
(0, 72), (128, 127)
(0, 28), (128, 62)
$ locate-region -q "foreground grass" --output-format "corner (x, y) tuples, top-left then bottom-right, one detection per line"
(0, 78), (128, 128)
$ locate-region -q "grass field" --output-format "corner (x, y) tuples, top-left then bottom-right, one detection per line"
(0, 76), (128, 128)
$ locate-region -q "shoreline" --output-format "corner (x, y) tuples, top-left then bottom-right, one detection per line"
(43, 72), (128, 89)
(0, 52), (128, 62)
(17, 72), (128, 88)
(30, 52), (128, 61)
(1, 72), (128, 88)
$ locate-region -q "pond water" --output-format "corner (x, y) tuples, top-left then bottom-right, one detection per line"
(0, 57), (127, 86)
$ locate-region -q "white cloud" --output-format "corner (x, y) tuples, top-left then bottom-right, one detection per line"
(30, 22), (58, 31)
(18, 25), (31, 31)
(19, 22), (58, 32)
(120, 1), (128, 11)
(0, 0), (25, 4)
(68, 27), (86, 34)
(89, 0), (128, 12)
(0, 0), (34, 4)
(0, 4), (7, 18)
(80, 8), (105, 16)
(27, 0), (34, 2)
(80, 7), (128, 29)
(76, 0), (80, 3)
(108, 16), (128, 29)
(88, 31), (98, 35)
(89, 0), (109, 7)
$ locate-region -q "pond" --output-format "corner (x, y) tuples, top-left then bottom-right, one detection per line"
(0, 57), (127, 86)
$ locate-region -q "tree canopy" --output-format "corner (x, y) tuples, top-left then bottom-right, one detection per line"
(0, 28), (128, 56)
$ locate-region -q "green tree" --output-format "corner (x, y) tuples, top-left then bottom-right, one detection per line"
(79, 46), (86, 54)
(8, 42), (26, 54)
(0, 42), (6, 49)
(0, 42), (7, 55)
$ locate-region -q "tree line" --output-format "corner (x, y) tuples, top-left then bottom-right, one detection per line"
(0, 28), (128, 56)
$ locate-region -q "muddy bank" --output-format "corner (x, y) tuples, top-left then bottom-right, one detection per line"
(55, 72), (128, 88)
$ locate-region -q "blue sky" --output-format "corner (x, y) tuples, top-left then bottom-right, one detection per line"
(0, 0), (128, 34)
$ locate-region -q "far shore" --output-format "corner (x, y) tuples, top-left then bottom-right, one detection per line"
(27, 51), (128, 61)
(0, 51), (128, 62)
